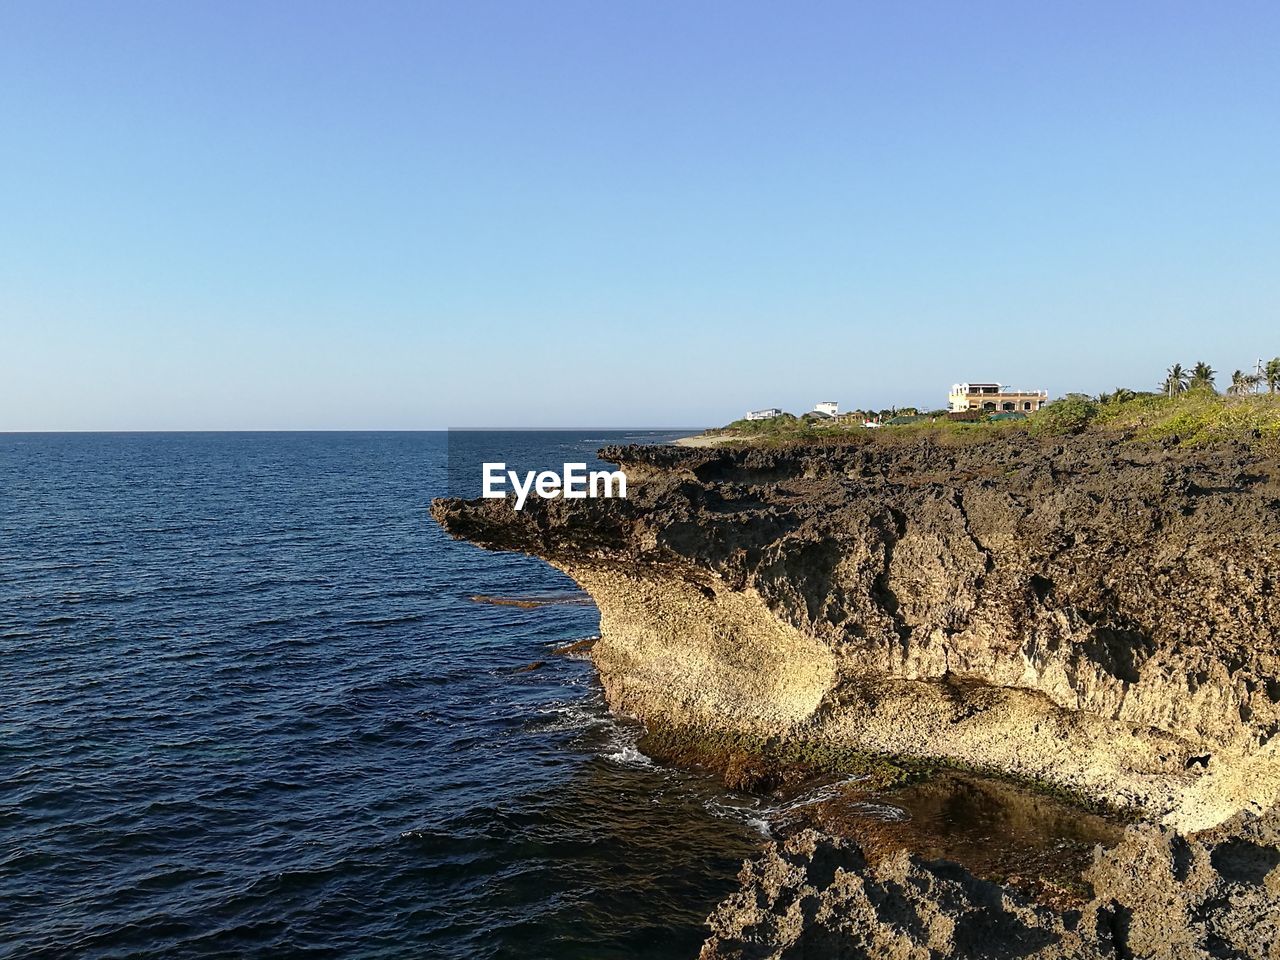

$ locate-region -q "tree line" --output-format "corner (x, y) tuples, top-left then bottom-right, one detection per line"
(1159, 358), (1280, 397)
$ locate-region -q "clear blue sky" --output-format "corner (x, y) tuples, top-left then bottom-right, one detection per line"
(2, 1), (1277, 429)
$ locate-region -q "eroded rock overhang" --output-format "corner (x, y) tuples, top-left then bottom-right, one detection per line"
(432, 437), (1280, 829)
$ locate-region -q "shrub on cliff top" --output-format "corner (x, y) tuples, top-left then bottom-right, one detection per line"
(1029, 395), (1099, 436)
(713, 413), (806, 437)
(712, 391), (1280, 450)
(1099, 390), (1280, 448)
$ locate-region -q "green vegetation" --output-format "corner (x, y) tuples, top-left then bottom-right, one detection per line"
(1022, 388), (1280, 447)
(1026, 363), (1280, 449)
(1229, 369), (1262, 395)
(705, 413), (1032, 449)
(1161, 359), (1224, 396)
(1162, 363), (1189, 396)
(1189, 360), (1217, 391)
(1094, 389), (1280, 446)
(716, 413), (809, 437)
(709, 356), (1280, 451)
(1028, 394), (1098, 437)
(1100, 387), (1137, 404)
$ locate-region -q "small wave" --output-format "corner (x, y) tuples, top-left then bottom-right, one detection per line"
(773, 775), (870, 813)
(709, 775), (912, 836)
(603, 743), (654, 768)
(244, 616), (297, 629)
(764, 776), (912, 825)
(599, 725), (655, 768)
(743, 815), (772, 837)
(526, 701), (611, 735)
(36, 615), (78, 627)
(705, 798), (773, 838)
(344, 613), (427, 627)
(839, 800), (911, 822)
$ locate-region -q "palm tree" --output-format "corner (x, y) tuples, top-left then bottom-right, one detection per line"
(1099, 387), (1136, 405)
(1190, 361), (1216, 391)
(1266, 357), (1280, 394)
(1163, 363), (1189, 397)
(1228, 370), (1259, 396)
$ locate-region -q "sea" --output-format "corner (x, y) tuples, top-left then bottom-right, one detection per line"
(0, 431), (776, 960)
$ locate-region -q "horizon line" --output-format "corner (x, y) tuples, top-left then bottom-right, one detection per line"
(0, 426), (709, 435)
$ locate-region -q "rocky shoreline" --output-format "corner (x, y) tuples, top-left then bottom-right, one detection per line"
(700, 814), (1280, 959)
(432, 436), (1280, 956)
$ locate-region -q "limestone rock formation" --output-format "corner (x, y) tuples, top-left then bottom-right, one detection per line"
(431, 437), (1280, 829)
(698, 818), (1280, 960)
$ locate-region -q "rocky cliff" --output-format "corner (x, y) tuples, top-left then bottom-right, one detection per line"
(699, 815), (1280, 960)
(431, 437), (1280, 831)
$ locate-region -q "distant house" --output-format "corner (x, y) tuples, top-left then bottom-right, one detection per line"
(813, 401), (839, 417)
(948, 383), (1047, 414)
(745, 408), (783, 421)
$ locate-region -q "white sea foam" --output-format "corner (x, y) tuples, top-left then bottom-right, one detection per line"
(768, 775), (912, 823)
(704, 775), (912, 837)
(601, 725), (655, 767)
(774, 775), (870, 813)
(529, 700), (610, 734)
(604, 742), (655, 767)
(705, 797), (774, 837)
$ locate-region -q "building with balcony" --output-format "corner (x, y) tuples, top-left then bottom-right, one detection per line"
(745, 408), (784, 421)
(948, 383), (1048, 414)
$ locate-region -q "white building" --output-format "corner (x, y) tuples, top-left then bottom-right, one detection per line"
(745, 408), (783, 421)
(948, 383), (1048, 414)
(813, 401), (839, 417)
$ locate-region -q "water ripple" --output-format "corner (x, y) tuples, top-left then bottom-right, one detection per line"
(1, 431), (756, 960)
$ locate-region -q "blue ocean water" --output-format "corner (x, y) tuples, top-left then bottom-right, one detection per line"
(0, 432), (763, 960)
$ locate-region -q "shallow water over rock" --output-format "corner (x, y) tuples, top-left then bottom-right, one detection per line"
(768, 771), (1126, 904)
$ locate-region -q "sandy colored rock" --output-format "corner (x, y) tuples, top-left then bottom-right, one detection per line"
(432, 436), (1280, 831)
(700, 816), (1280, 960)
